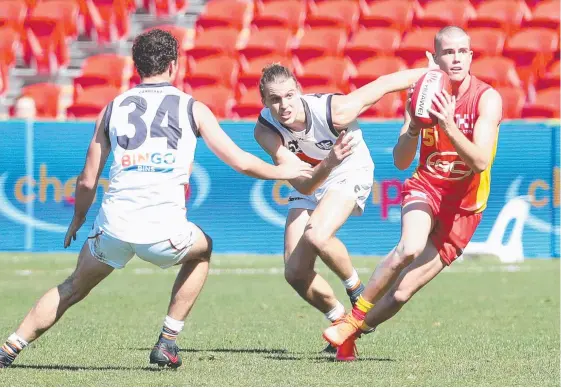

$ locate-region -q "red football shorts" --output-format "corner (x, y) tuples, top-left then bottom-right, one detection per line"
(401, 178), (482, 265)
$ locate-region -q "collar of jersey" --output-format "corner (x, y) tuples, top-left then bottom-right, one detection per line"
(135, 82), (172, 88)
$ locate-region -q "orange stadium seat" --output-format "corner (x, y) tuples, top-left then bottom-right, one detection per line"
(0, 63), (7, 97)
(494, 86), (526, 119)
(467, 28), (506, 58)
(22, 20), (69, 73)
(252, 0), (306, 33)
(302, 84), (346, 95)
(238, 27), (293, 61)
(536, 60), (560, 90)
(344, 27), (402, 64)
(0, 27), (19, 68)
(468, 0), (531, 35)
(30, 0), (80, 40)
(191, 85), (235, 119)
(503, 28), (559, 85)
(83, 0), (131, 43)
(238, 54), (295, 89)
(359, 0), (415, 32)
(522, 87), (560, 118)
(66, 85), (120, 119)
(349, 56), (408, 89)
(305, 0), (360, 33)
(292, 27), (348, 63)
(395, 28), (439, 66)
(196, 0), (253, 31)
(185, 55), (239, 89)
(151, 0), (188, 17)
(360, 93), (403, 119)
(470, 57), (522, 88)
(18, 83), (61, 118)
(186, 27), (241, 60)
(298, 57), (354, 92)
(414, 0), (476, 29)
(73, 54), (133, 97)
(0, 0), (27, 35)
(232, 87), (263, 119)
(523, 0), (560, 31)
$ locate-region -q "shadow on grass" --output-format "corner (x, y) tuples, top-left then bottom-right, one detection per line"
(131, 347), (289, 354)
(265, 354), (396, 362)
(9, 364), (169, 372)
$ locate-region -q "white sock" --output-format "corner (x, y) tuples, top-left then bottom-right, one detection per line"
(7, 333), (28, 350)
(163, 315), (185, 333)
(342, 269), (360, 290)
(324, 302), (345, 322)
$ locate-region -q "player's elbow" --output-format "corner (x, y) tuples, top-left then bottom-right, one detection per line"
(77, 174), (96, 191)
(473, 157), (490, 174)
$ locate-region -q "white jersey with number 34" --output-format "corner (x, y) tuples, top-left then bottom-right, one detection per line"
(96, 82), (199, 244)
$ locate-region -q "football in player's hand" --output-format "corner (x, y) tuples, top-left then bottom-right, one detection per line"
(410, 69), (452, 127)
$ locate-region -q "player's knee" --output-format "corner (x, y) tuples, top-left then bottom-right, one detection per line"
(302, 227), (328, 253)
(284, 266), (308, 290)
(392, 288), (414, 305)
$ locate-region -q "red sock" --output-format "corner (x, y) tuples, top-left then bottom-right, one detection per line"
(351, 306), (366, 321)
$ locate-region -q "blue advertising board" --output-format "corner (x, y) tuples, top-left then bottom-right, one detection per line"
(0, 120), (558, 258)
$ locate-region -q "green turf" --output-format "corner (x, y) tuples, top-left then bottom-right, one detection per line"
(0, 253), (559, 386)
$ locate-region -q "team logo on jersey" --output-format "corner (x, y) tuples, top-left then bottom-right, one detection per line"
(287, 140), (302, 153)
(426, 151), (472, 180)
(121, 152), (176, 173)
(315, 140), (334, 150)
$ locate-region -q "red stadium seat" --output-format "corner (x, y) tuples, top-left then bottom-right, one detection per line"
(494, 86), (526, 119)
(66, 85), (120, 119)
(196, 0), (253, 31)
(350, 56), (408, 90)
(18, 83), (61, 118)
(344, 27), (401, 64)
(523, 0), (560, 31)
(22, 20), (69, 73)
(252, 0), (306, 33)
(470, 57), (522, 88)
(238, 27), (293, 61)
(360, 93), (403, 119)
(306, 0), (360, 33)
(467, 28), (506, 58)
(522, 87), (560, 118)
(0, 0), (27, 35)
(359, 0), (415, 32)
(83, 0), (131, 43)
(395, 28), (440, 66)
(232, 87), (263, 119)
(0, 27), (19, 68)
(73, 54), (133, 97)
(238, 54), (295, 89)
(150, 0), (188, 17)
(292, 27), (348, 63)
(187, 27), (241, 60)
(503, 28), (559, 85)
(30, 0), (80, 39)
(536, 60), (560, 90)
(468, 0), (531, 35)
(302, 84), (345, 96)
(0, 63), (7, 97)
(185, 55), (239, 89)
(414, 0), (476, 29)
(191, 85), (235, 119)
(298, 57), (354, 92)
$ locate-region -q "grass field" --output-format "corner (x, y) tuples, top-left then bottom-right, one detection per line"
(0, 253), (559, 386)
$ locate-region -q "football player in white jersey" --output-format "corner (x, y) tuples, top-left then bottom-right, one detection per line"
(254, 56), (437, 359)
(0, 29), (312, 370)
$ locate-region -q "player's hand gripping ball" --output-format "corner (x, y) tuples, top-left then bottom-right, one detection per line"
(410, 69), (452, 128)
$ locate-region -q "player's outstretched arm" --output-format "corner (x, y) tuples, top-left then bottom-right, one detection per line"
(329, 52), (438, 130)
(64, 107), (111, 248)
(428, 88), (502, 173)
(254, 121), (355, 195)
(194, 101), (313, 180)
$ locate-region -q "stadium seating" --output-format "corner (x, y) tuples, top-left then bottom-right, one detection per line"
(186, 27), (241, 59)
(523, 0), (560, 30)
(191, 85), (235, 119)
(292, 27), (347, 63)
(0, 27), (19, 69)
(521, 87), (560, 118)
(252, 0), (306, 33)
(359, 0), (415, 32)
(350, 56), (408, 89)
(414, 0), (476, 29)
(536, 60), (560, 90)
(297, 57), (354, 93)
(16, 83), (61, 118)
(196, 0), (253, 31)
(73, 54), (133, 93)
(395, 28), (440, 66)
(468, 0), (531, 35)
(238, 27), (293, 61)
(467, 28), (506, 58)
(238, 54), (295, 89)
(305, 0), (360, 33)
(470, 56), (522, 88)
(185, 54), (239, 89)
(0, 0), (27, 34)
(344, 27), (402, 64)
(66, 85), (120, 119)
(231, 87), (262, 119)
(495, 85), (526, 119)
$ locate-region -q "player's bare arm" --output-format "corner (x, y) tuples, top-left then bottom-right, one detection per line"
(329, 52), (438, 130)
(254, 121), (354, 195)
(64, 107), (111, 248)
(393, 85), (421, 170)
(194, 101), (313, 180)
(428, 88), (502, 173)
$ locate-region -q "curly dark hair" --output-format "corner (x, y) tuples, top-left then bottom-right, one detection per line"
(132, 29), (178, 79)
